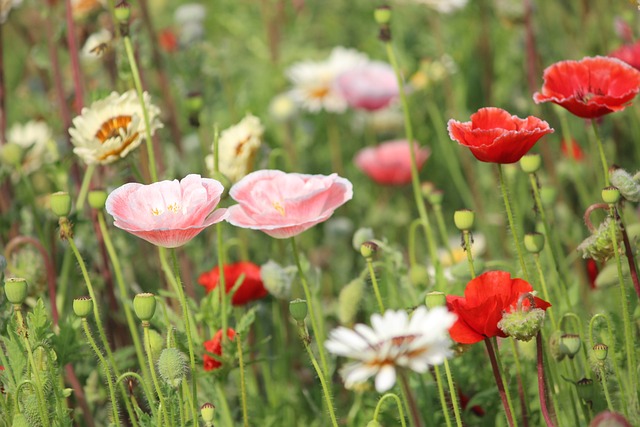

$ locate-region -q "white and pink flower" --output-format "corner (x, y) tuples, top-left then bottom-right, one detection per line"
(336, 61), (399, 111)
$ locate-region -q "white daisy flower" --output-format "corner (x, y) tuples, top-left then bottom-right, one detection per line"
(69, 90), (163, 165)
(400, 0), (468, 14)
(286, 47), (369, 113)
(325, 306), (456, 393)
(205, 114), (264, 183)
(8, 120), (58, 176)
(81, 29), (112, 60)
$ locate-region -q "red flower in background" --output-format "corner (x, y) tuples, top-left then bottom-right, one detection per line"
(198, 262), (268, 306)
(446, 271), (551, 344)
(159, 28), (179, 53)
(609, 41), (640, 70)
(203, 328), (236, 371)
(560, 139), (585, 161)
(354, 139), (430, 185)
(533, 56), (640, 119)
(447, 107), (553, 164)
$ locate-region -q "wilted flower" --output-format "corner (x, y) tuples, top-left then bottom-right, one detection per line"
(81, 29), (112, 60)
(205, 114), (264, 183)
(286, 47), (369, 113)
(227, 170), (353, 239)
(69, 90), (163, 165)
(203, 328), (236, 371)
(577, 218), (623, 263)
(198, 262), (268, 306)
(7, 120), (58, 176)
(354, 140), (430, 185)
(260, 260), (296, 300)
(325, 307), (456, 392)
(105, 174), (228, 248)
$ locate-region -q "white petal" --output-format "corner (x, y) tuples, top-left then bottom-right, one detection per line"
(375, 365), (397, 393)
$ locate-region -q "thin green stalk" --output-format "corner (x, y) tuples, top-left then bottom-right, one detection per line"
(325, 113), (344, 175)
(14, 310), (50, 427)
(97, 211), (151, 387)
(532, 254), (557, 329)
(433, 204), (455, 264)
(591, 120), (610, 187)
(373, 393), (407, 427)
(432, 366), (453, 427)
(299, 325), (339, 427)
(214, 381), (234, 426)
(123, 35), (158, 182)
(463, 231), (475, 278)
(236, 334), (249, 427)
(366, 256), (385, 313)
(599, 365), (615, 412)
(82, 319), (121, 426)
(442, 360), (463, 427)
(290, 237), (330, 377)
(144, 325), (171, 426)
(498, 164), (529, 280)
(399, 370), (424, 427)
(384, 41), (444, 288)
(75, 164), (96, 211)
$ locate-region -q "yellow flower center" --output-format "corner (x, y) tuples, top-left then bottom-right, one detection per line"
(95, 115), (140, 161)
(308, 86), (330, 100)
(272, 201), (286, 216)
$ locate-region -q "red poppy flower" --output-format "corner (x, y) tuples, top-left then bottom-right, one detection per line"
(203, 328), (236, 371)
(198, 261), (268, 306)
(447, 107), (553, 164)
(609, 41), (640, 71)
(446, 271), (551, 344)
(158, 28), (179, 53)
(560, 139), (584, 161)
(533, 56), (640, 119)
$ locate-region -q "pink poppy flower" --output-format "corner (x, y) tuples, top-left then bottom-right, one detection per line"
(354, 139), (430, 185)
(533, 56), (640, 119)
(105, 174), (228, 248)
(336, 61), (399, 111)
(609, 41), (640, 70)
(226, 170), (353, 239)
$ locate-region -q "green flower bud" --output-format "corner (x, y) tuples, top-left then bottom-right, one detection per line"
(88, 190), (108, 210)
(366, 421), (382, 427)
(114, 1), (131, 23)
(134, 293), (157, 323)
(289, 299), (308, 322)
(158, 348), (188, 388)
(0, 143), (23, 167)
(50, 191), (72, 217)
(360, 241), (379, 259)
(145, 329), (164, 363)
(200, 403), (215, 423)
(186, 92), (204, 116)
(374, 5), (391, 25)
(427, 190), (444, 206)
(73, 296), (93, 318)
(592, 343), (608, 361)
(576, 378), (594, 404)
(520, 154), (541, 173)
(559, 334), (582, 359)
(425, 292), (446, 308)
(453, 209), (475, 231)
(601, 186), (621, 204)
(610, 169), (640, 202)
(549, 330), (565, 361)
(408, 265), (430, 287)
(338, 278), (364, 325)
(4, 277), (28, 305)
(352, 228), (375, 251)
(524, 232), (545, 254)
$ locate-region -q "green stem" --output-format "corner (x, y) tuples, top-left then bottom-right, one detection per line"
(599, 365), (615, 412)
(325, 113), (344, 175)
(384, 41), (444, 288)
(216, 222), (229, 342)
(433, 204), (455, 264)
(463, 231), (476, 278)
(366, 256), (385, 313)
(97, 211), (151, 388)
(373, 393), (407, 427)
(398, 370), (423, 427)
(591, 120), (609, 187)
(498, 164), (529, 280)
(116, 372), (157, 421)
(75, 164), (96, 212)
(83, 319), (120, 426)
(214, 381), (234, 427)
(443, 360), (463, 427)
(484, 338), (516, 427)
(432, 366), (453, 427)
(123, 35), (158, 182)
(144, 325), (171, 426)
(236, 334), (249, 427)
(290, 237), (330, 377)
(532, 254), (557, 329)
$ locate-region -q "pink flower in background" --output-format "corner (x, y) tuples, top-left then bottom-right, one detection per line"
(609, 41), (640, 70)
(336, 62), (399, 111)
(227, 170), (353, 239)
(355, 140), (430, 185)
(106, 174), (228, 248)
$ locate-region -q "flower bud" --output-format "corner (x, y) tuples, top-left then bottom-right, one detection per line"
(289, 299), (308, 322)
(73, 296), (93, 318)
(50, 192), (72, 217)
(577, 218), (622, 263)
(374, 5), (391, 25)
(601, 186), (621, 204)
(453, 209), (475, 231)
(88, 190), (108, 210)
(360, 241), (379, 259)
(408, 265), (429, 287)
(134, 293), (157, 323)
(549, 330), (565, 361)
(520, 154), (541, 173)
(427, 190), (444, 206)
(425, 292), (446, 308)
(589, 411), (632, 427)
(114, 1), (131, 23)
(610, 169), (640, 202)
(559, 334), (582, 359)
(158, 348), (188, 388)
(366, 421), (382, 427)
(524, 232), (545, 254)
(0, 143), (23, 167)
(498, 307), (546, 342)
(4, 278), (28, 305)
(200, 403), (215, 423)
(338, 278), (364, 325)
(352, 228), (375, 251)
(592, 343), (608, 361)
(576, 378), (594, 404)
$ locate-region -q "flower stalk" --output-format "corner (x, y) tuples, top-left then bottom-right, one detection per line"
(498, 164), (529, 280)
(372, 393), (407, 427)
(536, 331), (556, 427)
(484, 337), (516, 427)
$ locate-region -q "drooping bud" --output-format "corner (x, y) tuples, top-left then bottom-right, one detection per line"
(5, 277), (28, 306)
(360, 241), (379, 259)
(601, 186), (621, 205)
(559, 334), (582, 359)
(524, 232), (545, 254)
(73, 296), (93, 318)
(289, 299), (308, 322)
(50, 192), (72, 217)
(453, 209), (475, 231)
(425, 292), (446, 308)
(520, 153), (541, 173)
(158, 348), (188, 388)
(88, 190), (108, 210)
(133, 293), (157, 323)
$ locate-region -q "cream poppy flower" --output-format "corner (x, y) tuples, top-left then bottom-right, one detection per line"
(8, 120), (59, 176)
(69, 90), (163, 165)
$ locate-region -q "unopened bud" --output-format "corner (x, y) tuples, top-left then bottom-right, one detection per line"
(73, 296), (93, 318)
(559, 334), (582, 359)
(453, 209), (475, 231)
(5, 277), (28, 305)
(425, 292), (446, 308)
(50, 192), (71, 217)
(88, 190), (108, 210)
(524, 232), (545, 254)
(360, 241), (379, 258)
(158, 348), (188, 388)
(134, 293), (157, 323)
(520, 154), (541, 173)
(601, 186), (621, 204)
(289, 299), (308, 322)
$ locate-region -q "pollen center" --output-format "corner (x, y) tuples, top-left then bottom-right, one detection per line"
(308, 86), (330, 100)
(151, 207), (163, 216)
(95, 115), (133, 143)
(167, 203), (182, 213)
(272, 201), (286, 216)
